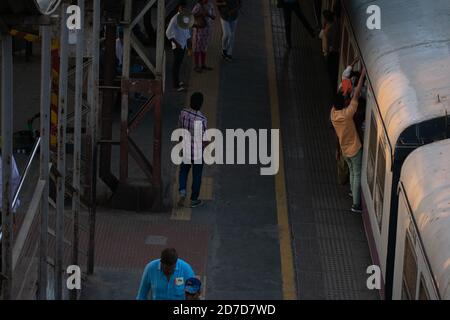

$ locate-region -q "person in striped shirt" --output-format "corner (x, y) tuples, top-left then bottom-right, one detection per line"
(177, 92), (208, 208)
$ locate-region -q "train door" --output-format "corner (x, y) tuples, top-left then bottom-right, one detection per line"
(361, 89), (393, 278)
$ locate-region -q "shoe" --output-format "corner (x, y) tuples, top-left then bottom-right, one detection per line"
(315, 28), (322, 39)
(348, 192), (353, 198)
(179, 81), (187, 87)
(351, 205), (362, 214)
(176, 86), (186, 92)
(202, 66), (213, 71)
(194, 66), (203, 73)
(222, 51), (232, 62)
(190, 200), (203, 208)
(177, 195), (186, 207)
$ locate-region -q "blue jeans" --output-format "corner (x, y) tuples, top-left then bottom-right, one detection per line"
(344, 148), (363, 207)
(179, 163), (204, 201)
(220, 18), (238, 55)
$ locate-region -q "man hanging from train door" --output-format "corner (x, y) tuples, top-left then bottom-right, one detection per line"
(331, 68), (367, 213)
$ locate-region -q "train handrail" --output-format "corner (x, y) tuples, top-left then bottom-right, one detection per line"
(0, 137), (41, 243)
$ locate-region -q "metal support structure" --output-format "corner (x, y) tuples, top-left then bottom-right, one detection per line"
(120, 0), (132, 183)
(99, 22), (119, 192)
(151, 87), (162, 210)
(87, 0), (100, 275)
(70, 0), (85, 300)
(1, 34), (14, 300)
(38, 25), (51, 300)
(155, 0), (165, 78)
(114, 0), (165, 211)
(55, 4), (69, 300)
(151, 0), (166, 211)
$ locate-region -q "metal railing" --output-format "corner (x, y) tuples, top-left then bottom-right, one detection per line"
(0, 137), (41, 243)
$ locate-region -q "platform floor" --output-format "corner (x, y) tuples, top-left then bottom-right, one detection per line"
(79, 0), (378, 300)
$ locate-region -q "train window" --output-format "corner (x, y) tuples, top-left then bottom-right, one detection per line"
(374, 138), (386, 230)
(402, 233), (418, 300)
(418, 277), (430, 300)
(367, 113), (377, 200)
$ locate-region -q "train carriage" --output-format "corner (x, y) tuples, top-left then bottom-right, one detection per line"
(394, 140), (450, 300)
(329, 0), (450, 298)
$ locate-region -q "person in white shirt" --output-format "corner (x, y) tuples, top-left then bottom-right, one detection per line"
(115, 27), (124, 72)
(0, 155), (21, 215)
(166, 1), (192, 92)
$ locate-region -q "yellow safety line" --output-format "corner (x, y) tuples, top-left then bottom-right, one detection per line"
(262, 0), (298, 300)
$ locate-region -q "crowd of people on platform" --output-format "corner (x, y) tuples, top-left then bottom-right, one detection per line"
(165, 0), (241, 92)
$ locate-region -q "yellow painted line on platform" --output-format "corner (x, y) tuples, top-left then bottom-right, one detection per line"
(200, 177), (214, 200)
(263, 0), (298, 300)
(171, 16), (222, 220)
(200, 275), (207, 299)
(171, 204), (192, 221)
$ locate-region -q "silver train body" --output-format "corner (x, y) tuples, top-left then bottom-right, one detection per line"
(321, 0), (450, 299)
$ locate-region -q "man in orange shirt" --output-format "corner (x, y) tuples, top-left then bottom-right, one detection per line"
(331, 68), (366, 213)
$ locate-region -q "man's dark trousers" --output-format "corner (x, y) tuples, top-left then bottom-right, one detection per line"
(179, 162), (204, 201)
(172, 48), (185, 88)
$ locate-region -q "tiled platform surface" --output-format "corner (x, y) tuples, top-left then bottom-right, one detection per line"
(80, 210), (209, 300)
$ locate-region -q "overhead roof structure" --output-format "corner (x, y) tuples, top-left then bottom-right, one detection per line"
(0, 0), (61, 15)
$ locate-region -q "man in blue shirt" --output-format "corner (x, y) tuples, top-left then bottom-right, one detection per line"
(136, 248), (195, 300)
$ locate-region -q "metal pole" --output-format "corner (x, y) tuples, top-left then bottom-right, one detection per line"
(1, 34), (14, 300)
(55, 4), (69, 300)
(38, 25), (52, 301)
(39, 25), (52, 301)
(70, 0), (85, 300)
(150, 0), (165, 211)
(37, 20), (51, 292)
(120, 0), (132, 183)
(152, 91), (162, 211)
(155, 0), (165, 79)
(87, 0), (100, 275)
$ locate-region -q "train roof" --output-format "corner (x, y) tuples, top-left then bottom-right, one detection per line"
(400, 139), (450, 299)
(344, 0), (450, 149)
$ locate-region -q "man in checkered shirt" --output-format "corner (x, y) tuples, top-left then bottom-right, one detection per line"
(177, 92), (207, 208)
